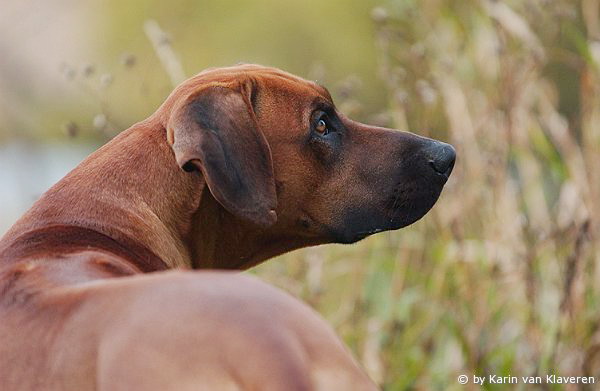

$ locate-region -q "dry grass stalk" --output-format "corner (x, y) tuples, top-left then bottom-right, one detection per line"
(144, 19), (186, 87)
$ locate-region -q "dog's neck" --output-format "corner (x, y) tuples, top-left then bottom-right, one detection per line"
(187, 192), (322, 269)
(0, 123), (195, 270)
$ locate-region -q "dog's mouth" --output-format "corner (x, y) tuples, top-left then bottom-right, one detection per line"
(300, 138), (455, 246)
(345, 228), (386, 243)
(329, 180), (447, 244)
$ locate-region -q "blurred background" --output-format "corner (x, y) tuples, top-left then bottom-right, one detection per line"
(1, 0), (599, 389)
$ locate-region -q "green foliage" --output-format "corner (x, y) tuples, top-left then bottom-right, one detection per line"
(1, 0), (384, 141)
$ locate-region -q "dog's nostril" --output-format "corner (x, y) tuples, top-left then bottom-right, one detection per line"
(428, 143), (456, 177)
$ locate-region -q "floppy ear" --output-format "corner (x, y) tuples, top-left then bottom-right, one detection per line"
(168, 85), (277, 227)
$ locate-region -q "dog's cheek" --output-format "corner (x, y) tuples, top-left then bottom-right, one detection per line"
(308, 134), (342, 166)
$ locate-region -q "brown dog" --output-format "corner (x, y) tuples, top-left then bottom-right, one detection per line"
(0, 64), (454, 390)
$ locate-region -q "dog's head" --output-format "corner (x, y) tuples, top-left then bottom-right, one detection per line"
(166, 65), (454, 264)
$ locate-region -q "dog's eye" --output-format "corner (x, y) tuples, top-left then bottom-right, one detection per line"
(316, 119), (328, 134)
(314, 115), (329, 135)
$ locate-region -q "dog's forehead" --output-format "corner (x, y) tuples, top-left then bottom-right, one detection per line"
(198, 64), (332, 101)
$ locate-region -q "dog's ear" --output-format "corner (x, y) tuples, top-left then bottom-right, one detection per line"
(168, 85), (277, 227)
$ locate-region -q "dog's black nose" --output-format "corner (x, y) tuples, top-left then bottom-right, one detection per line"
(427, 142), (456, 177)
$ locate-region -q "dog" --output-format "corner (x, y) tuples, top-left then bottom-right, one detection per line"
(0, 64), (455, 390)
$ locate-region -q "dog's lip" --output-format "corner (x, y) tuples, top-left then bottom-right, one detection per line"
(355, 228), (385, 236)
(347, 228), (386, 242)
(436, 171), (450, 180)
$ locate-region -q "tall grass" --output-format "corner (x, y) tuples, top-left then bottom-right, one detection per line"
(254, 1), (600, 389)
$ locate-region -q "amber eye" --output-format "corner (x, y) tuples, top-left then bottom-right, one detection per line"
(315, 118), (328, 134)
